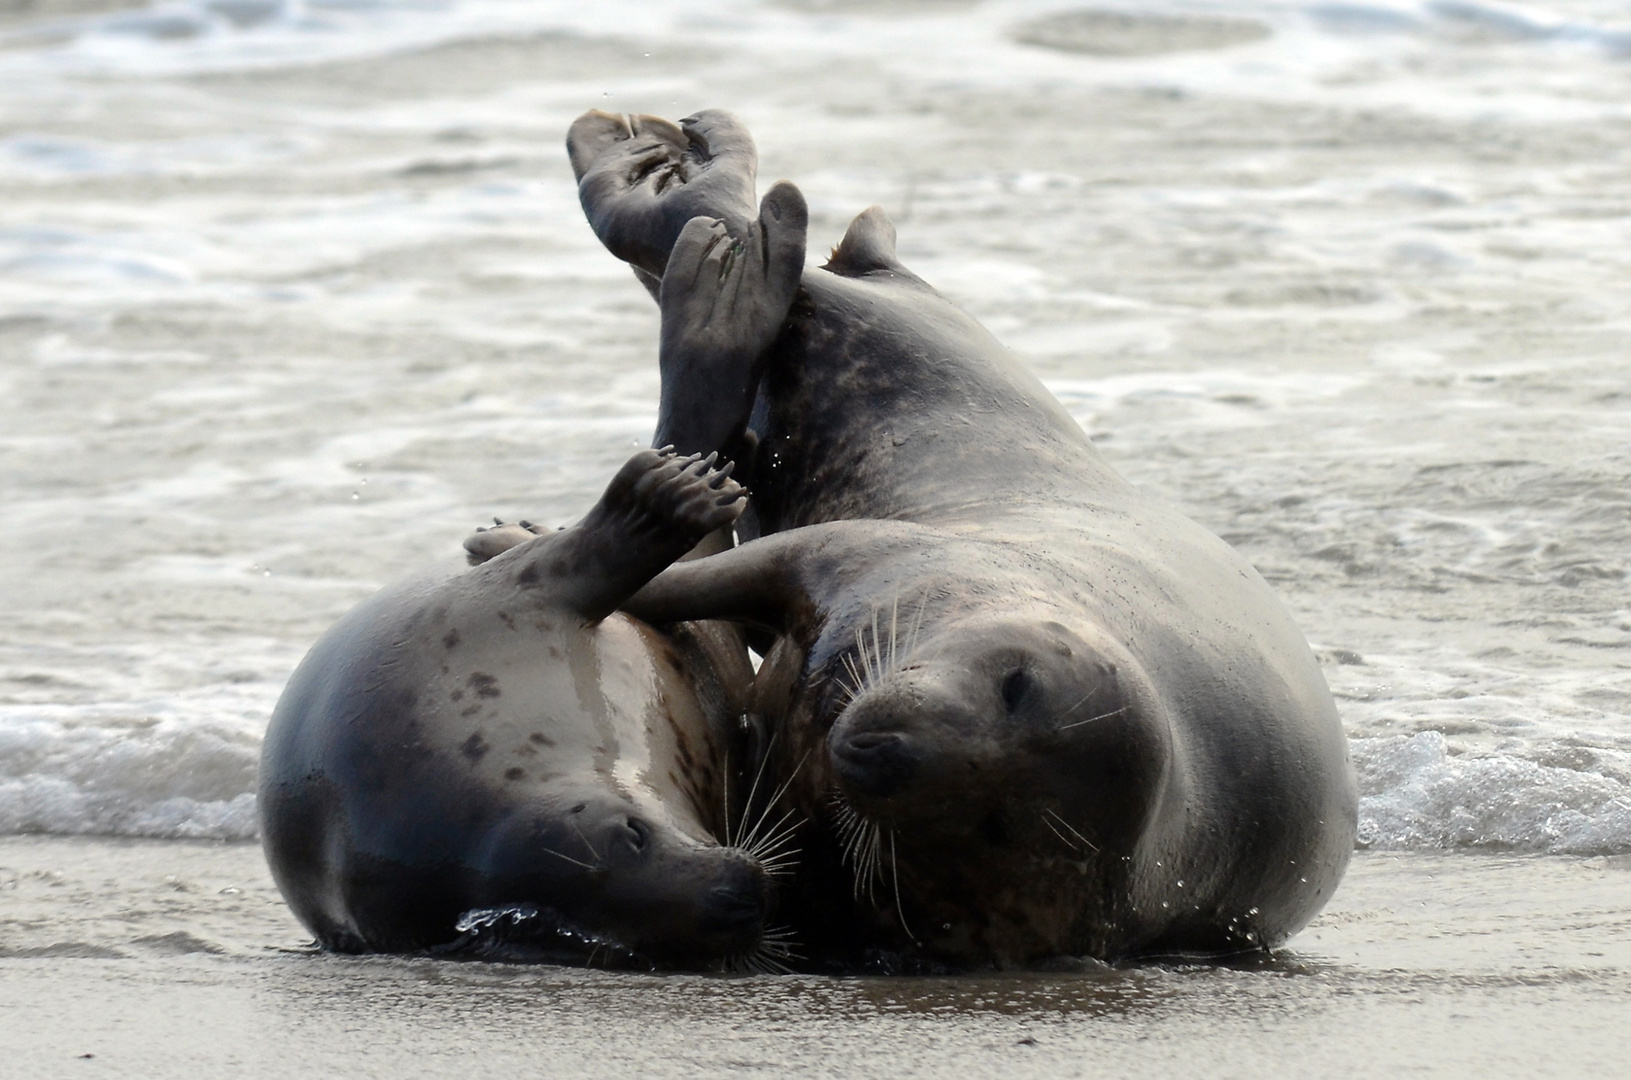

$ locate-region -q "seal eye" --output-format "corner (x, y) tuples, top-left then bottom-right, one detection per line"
(1000, 668), (1030, 713)
(622, 817), (649, 852)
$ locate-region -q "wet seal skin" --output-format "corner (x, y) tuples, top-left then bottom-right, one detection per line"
(258, 450), (798, 971)
(570, 108), (1359, 971)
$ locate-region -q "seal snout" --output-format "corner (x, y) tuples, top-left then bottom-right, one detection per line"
(831, 725), (920, 799)
(703, 879), (766, 935)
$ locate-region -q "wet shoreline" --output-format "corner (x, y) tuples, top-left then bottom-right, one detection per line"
(2, 836), (1628, 1077)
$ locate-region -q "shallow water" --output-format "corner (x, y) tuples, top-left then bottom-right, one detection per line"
(0, 0), (1628, 934)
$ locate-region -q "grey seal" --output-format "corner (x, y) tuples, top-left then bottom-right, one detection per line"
(567, 109), (1358, 969)
(259, 449), (798, 969)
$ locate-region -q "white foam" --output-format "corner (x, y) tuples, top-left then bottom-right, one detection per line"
(1355, 732), (1631, 854)
(0, 704), (264, 840)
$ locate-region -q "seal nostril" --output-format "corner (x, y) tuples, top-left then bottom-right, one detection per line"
(1001, 668), (1029, 713)
(623, 817), (648, 852)
(833, 729), (918, 798)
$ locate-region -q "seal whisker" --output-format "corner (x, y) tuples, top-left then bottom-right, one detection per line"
(843, 812), (868, 873)
(1041, 814), (1078, 852)
(904, 590), (929, 664)
(887, 593), (899, 675)
(758, 926), (802, 959)
(746, 808), (800, 862)
(1042, 807), (1099, 853)
(568, 817), (604, 865)
(756, 831), (801, 866)
(749, 816), (801, 861)
(854, 624), (875, 689)
(738, 748), (811, 854)
(888, 829), (917, 941)
(749, 948), (795, 975)
(1054, 705), (1127, 732)
(758, 852), (802, 880)
(838, 653), (864, 704)
(734, 728), (779, 848)
(537, 844), (600, 872)
(870, 605), (883, 685)
(858, 821), (882, 903)
(746, 815), (805, 874)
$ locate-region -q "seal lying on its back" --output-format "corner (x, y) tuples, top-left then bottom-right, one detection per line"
(260, 450), (791, 968)
(567, 110), (1359, 968)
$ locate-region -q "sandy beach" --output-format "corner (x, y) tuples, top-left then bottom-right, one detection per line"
(2, 837), (1629, 1078)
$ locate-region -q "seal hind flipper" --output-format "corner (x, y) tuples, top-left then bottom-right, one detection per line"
(823, 206), (922, 283)
(654, 182), (807, 457)
(568, 108), (761, 278)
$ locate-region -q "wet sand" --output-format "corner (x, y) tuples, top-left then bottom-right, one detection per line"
(2, 837), (1627, 1078)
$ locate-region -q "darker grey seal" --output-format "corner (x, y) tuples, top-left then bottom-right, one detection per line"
(565, 109), (1358, 970)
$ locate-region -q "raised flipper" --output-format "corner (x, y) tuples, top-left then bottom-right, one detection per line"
(655, 182), (807, 458)
(487, 449), (746, 623)
(821, 206), (925, 285)
(568, 109), (762, 279)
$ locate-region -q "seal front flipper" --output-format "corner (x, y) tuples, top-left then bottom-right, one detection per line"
(568, 108), (761, 278)
(622, 519), (936, 634)
(654, 181), (808, 458)
(500, 448), (745, 622)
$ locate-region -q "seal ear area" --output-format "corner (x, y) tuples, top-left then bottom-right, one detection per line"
(822, 206), (921, 282)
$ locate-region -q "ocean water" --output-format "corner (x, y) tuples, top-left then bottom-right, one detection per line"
(1, 0), (1628, 864)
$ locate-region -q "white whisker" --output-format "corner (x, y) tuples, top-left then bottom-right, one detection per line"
(739, 748), (811, 854)
(889, 829), (916, 941)
(1055, 705), (1127, 732)
(735, 729), (778, 849)
(870, 605), (883, 685)
(1043, 807), (1100, 853)
(568, 817), (603, 865)
(537, 845), (599, 872)
(906, 591), (929, 662)
(887, 593), (899, 675)
(721, 745), (732, 846)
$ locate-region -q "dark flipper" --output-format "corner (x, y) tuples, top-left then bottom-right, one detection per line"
(623, 518), (935, 634)
(654, 181), (808, 458)
(568, 109), (761, 278)
(496, 449), (746, 623)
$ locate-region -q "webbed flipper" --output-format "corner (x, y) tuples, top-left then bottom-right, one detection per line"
(496, 449), (746, 623)
(655, 182), (807, 457)
(568, 109), (762, 279)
